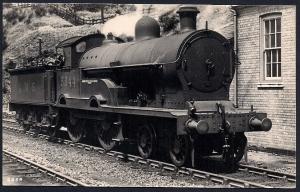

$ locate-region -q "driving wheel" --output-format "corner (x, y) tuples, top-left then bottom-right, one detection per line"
(137, 124), (156, 159)
(67, 118), (85, 143)
(232, 133), (247, 163)
(95, 120), (119, 151)
(169, 135), (190, 167)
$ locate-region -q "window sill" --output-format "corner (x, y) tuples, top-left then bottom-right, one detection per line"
(257, 83), (284, 88)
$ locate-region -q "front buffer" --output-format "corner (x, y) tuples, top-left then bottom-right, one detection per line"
(178, 100), (272, 168)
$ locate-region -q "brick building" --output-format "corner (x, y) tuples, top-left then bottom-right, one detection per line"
(230, 5), (296, 151)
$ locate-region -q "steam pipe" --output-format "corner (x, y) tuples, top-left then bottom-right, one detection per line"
(230, 6), (238, 108)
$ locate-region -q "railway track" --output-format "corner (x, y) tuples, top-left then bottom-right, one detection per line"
(3, 149), (88, 186)
(2, 118), (296, 188)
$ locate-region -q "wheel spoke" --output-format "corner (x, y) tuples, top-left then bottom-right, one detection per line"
(95, 120), (117, 151)
(233, 134), (247, 163)
(169, 135), (190, 167)
(67, 119), (84, 143)
(137, 124), (156, 159)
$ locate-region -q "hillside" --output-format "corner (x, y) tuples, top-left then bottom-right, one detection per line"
(3, 6), (98, 66)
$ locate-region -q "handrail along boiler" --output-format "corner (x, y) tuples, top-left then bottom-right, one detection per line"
(9, 6), (272, 168)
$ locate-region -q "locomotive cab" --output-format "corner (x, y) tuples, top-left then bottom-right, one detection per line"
(55, 33), (105, 68)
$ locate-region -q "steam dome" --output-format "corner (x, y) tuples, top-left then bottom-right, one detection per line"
(135, 16), (160, 41)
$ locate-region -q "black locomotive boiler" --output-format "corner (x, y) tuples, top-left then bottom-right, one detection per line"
(8, 6), (272, 167)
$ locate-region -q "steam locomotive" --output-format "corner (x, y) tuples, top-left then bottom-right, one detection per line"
(8, 6), (272, 168)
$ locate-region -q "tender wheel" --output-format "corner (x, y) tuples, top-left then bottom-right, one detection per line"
(34, 126), (42, 135)
(67, 118), (84, 143)
(48, 116), (60, 137)
(21, 111), (30, 132)
(48, 126), (59, 137)
(22, 123), (30, 132)
(137, 124), (156, 159)
(169, 135), (190, 167)
(33, 112), (43, 134)
(94, 120), (118, 151)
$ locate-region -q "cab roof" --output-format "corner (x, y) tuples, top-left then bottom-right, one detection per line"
(56, 33), (105, 48)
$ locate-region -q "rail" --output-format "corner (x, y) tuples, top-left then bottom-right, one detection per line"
(238, 164), (296, 182)
(3, 149), (89, 186)
(3, 119), (296, 188)
(3, 126), (268, 188)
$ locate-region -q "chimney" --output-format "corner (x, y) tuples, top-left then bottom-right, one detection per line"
(176, 6), (200, 32)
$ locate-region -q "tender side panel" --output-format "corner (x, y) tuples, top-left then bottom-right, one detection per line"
(10, 70), (55, 106)
(11, 72), (46, 104)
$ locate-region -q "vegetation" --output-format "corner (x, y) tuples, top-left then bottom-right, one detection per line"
(3, 29), (8, 50)
(71, 4), (105, 12)
(34, 6), (47, 17)
(2, 37), (8, 50)
(2, 60), (14, 94)
(69, 4), (136, 13)
(4, 8), (19, 25)
(25, 12), (33, 24)
(3, 6), (46, 26)
(158, 11), (179, 33)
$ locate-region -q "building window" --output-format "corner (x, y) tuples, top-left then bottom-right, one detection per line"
(262, 14), (281, 80)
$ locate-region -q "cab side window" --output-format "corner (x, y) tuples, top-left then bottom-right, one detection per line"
(76, 41), (86, 53)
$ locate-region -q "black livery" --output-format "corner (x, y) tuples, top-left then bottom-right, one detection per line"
(9, 6), (272, 168)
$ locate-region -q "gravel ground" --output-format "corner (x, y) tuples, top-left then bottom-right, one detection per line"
(3, 130), (217, 187)
(240, 150), (296, 175)
(3, 129), (296, 187)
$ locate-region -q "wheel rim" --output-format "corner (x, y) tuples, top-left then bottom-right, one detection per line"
(48, 127), (58, 137)
(22, 123), (30, 132)
(233, 134), (247, 163)
(67, 119), (84, 143)
(48, 124), (60, 137)
(34, 126), (42, 134)
(223, 134), (247, 165)
(95, 121), (117, 151)
(137, 125), (155, 159)
(48, 116), (60, 137)
(169, 135), (190, 167)
(21, 113), (30, 132)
